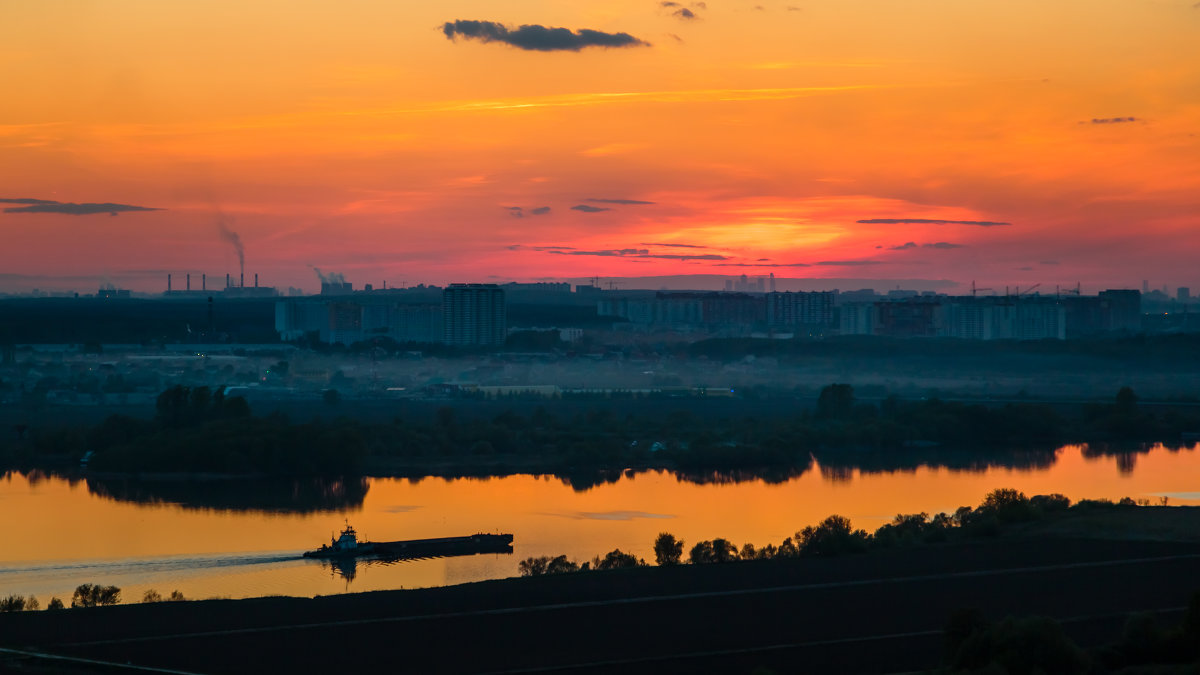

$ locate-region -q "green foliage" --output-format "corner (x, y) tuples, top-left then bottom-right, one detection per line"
(71, 583), (121, 608)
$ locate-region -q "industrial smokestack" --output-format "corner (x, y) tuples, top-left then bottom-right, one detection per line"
(226, 273), (231, 288)
(202, 274), (206, 291)
(186, 274), (191, 292)
(168, 274), (172, 293)
(240, 273), (244, 288)
(254, 273), (258, 288)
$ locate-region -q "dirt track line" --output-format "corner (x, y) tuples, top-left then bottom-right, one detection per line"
(64, 552), (1200, 648)
(474, 606), (1192, 674)
(0, 647), (206, 674)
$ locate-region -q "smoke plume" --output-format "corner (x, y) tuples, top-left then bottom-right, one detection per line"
(312, 267), (346, 285)
(217, 216), (245, 281)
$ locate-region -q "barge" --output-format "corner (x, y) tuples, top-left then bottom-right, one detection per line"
(303, 523), (513, 560)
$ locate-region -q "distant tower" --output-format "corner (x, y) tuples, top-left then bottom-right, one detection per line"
(1178, 287), (1191, 302)
(167, 274), (172, 293)
(1143, 280), (1149, 294)
(186, 274), (191, 292)
(770, 273), (776, 293)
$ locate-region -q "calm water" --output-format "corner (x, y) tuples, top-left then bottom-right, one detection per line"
(1, 443), (1197, 605)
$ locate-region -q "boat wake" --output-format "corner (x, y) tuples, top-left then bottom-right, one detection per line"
(0, 551), (301, 586)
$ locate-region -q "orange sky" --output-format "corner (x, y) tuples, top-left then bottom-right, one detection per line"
(1, 0), (1197, 293)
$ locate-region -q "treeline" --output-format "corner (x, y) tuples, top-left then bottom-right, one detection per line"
(518, 488), (1153, 575)
(9, 383), (1200, 476)
(21, 385), (367, 474)
(0, 584), (189, 613)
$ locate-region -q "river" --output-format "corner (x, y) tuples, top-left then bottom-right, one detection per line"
(1, 443), (1196, 605)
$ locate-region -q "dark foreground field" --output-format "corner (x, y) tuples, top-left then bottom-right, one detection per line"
(2, 536), (1199, 675)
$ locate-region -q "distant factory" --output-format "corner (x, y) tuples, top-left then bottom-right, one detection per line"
(163, 272), (278, 298)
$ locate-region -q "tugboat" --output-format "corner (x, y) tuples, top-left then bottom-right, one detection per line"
(302, 522), (514, 561)
(303, 522), (376, 558)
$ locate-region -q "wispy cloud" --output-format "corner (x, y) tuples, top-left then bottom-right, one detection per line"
(858, 218), (1010, 227)
(1089, 117), (1138, 124)
(924, 242), (964, 249)
(2, 198), (162, 216)
(547, 248), (728, 261)
(442, 20), (649, 52)
(530, 206), (551, 215)
(815, 260), (883, 266)
(508, 244), (575, 251)
(571, 204), (611, 213)
(715, 262), (811, 267)
(586, 198), (656, 205)
(640, 242), (708, 249)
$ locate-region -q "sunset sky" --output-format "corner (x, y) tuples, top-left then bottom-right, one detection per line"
(2, 0), (1197, 294)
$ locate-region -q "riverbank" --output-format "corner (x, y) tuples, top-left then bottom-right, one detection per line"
(3, 529), (1198, 674)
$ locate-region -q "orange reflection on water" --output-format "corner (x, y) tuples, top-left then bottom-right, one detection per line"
(0, 443), (1196, 604)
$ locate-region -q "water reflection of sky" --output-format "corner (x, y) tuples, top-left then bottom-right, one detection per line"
(1, 443), (1197, 604)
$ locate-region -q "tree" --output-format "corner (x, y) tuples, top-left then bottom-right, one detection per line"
(978, 488), (1035, 523)
(595, 549), (640, 570)
(817, 384), (856, 420)
(653, 532), (684, 566)
(71, 584), (121, 608)
(142, 589), (163, 603)
(1115, 386), (1139, 413)
(689, 540), (714, 564)
(46, 597), (64, 610)
(0, 595), (26, 612)
(710, 538), (738, 563)
(797, 515), (869, 556)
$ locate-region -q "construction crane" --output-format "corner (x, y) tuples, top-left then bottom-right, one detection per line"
(1055, 282), (1081, 297)
(1018, 283), (1041, 296)
(970, 281), (993, 297)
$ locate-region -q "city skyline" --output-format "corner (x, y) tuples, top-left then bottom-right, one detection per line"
(2, 0), (1198, 293)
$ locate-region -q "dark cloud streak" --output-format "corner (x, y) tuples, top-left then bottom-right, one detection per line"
(442, 20), (649, 52)
(2, 199), (162, 216)
(859, 218), (1010, 227)
(586, 198), (656, 205)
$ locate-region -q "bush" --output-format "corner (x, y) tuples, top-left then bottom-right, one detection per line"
(951, 616), (1090, 675)
(518, 555), (579, 576)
